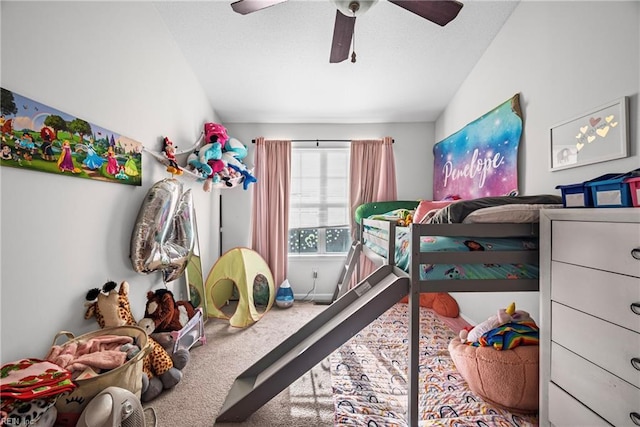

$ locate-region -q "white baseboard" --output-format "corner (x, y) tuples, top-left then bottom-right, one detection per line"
(294, 292), (333, 304)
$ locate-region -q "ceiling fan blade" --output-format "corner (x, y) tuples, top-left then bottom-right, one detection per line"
(230, 0), (288, 15)
(388, 0), (463, 26)
(330, 10), (356, 63)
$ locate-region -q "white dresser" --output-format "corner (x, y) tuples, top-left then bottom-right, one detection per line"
(540, 208), (640, 427)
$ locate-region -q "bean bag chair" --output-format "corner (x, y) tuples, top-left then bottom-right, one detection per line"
(448, 337), (539, 414)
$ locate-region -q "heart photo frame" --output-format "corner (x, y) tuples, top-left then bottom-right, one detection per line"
(549, 96), (629, 171)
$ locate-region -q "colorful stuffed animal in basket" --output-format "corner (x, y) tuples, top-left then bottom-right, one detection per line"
(143, 289), (196, 333)
(459, 302), (533, 344)
(84, 280), (188, 402)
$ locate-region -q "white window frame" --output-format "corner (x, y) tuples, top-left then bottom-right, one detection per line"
(288, 141), (351, 256)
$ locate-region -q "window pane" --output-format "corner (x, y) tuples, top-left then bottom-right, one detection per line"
(327, 207), (349, 225)
(327, 152), (348, 176)
(326, 227), (350, 253)
(289, 207), (321, 228)
(326, 178), (348, 203)
(289, 228), (318, 254)
(288, 146), (350, 254)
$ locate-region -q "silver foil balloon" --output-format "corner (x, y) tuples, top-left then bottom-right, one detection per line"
(130, 179), (195, 283)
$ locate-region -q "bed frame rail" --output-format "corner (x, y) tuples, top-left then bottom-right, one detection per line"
(360, 217), (541, 426)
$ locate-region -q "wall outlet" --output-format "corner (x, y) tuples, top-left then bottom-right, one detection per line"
(312, 269), (318, 279)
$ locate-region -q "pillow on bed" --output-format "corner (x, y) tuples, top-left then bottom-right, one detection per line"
(462, 203), (564, 223)
(399, 292), (459, 318)
(413, 200), (455, 224)
(427, 195), (563, 224)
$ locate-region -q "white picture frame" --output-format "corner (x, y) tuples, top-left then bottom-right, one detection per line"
(549, 96), (629, 171)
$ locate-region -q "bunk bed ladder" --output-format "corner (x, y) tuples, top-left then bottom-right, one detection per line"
(332, 240), (362, 302)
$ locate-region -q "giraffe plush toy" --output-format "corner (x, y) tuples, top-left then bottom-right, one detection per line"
(84, 280), (186, 402)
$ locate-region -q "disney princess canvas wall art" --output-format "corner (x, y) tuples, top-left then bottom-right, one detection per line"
(0, 87), (142, 186)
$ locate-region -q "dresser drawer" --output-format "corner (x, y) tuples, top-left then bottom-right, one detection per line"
(551, 342), (640, 426)
(552, 302), (640, 388)
(551, 261), (640, 333)
(551, 220), (640, 277)
(548, 382), (609, 426)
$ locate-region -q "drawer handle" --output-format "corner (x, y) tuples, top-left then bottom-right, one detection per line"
(631, 412), (640, 426)
(633, 248), (640, 260)
(632, 303), (640, 315)
(633, 358), (640, 371)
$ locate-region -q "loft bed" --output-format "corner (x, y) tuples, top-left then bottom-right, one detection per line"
(346, 195), (563, 425)
(216, 95), (558, 424)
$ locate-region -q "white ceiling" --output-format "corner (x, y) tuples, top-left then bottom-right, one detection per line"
(153, 0), (519, 123)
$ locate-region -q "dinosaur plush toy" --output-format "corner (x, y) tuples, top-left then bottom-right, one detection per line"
(84, 280), (188, 402)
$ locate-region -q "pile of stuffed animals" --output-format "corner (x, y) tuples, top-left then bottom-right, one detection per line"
(84, 281), (198, 402)
(162, 122), (256, 192)
(459, 302), (539, 350)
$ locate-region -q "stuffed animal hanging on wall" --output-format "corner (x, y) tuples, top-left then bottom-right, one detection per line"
(163, 137), (183, 175)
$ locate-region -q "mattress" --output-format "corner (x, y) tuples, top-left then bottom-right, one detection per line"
(363, 225), (539, 279)
(330, 303), (539, 426)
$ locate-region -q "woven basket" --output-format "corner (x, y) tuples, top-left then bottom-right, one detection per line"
(50, 325), (151, 427)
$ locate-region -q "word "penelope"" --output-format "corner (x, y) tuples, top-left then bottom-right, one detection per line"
(442, 148), (505, 188)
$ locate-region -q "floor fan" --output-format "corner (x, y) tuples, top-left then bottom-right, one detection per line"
(77, 387), (156, 427)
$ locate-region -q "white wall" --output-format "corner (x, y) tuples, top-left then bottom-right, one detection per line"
(220, 122), (434, 301)
(435, 1), (640, 324)
(3, 2), (637, 363)
(0, 2), (220, 363)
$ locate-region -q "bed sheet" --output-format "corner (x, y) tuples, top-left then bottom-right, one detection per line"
(330, 303), (538, 426)
(363, 225), (539, 279)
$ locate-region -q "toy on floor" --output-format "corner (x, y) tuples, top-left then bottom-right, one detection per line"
(143, 289), (196, 333)
(399, 292), (459, 318)
(84, 281), (188, 402)
(450, 303), (540, 414)
(138, 288), (205, 370)
(205, 247), (275, 327)
(139, 307), (206, 369)
(459, 302), (533, 344)
(449, 335), (539, 413)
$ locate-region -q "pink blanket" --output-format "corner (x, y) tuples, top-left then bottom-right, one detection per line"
(46, 335), (133, 374)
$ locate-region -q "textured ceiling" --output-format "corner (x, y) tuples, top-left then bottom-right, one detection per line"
(153, 0), (519, 123)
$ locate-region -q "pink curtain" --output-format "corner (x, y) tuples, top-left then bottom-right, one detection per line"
(251, 137), (291, 287)
(349, 137), (397, 284)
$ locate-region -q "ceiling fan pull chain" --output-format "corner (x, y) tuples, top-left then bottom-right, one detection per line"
(351, 19), (357, 63)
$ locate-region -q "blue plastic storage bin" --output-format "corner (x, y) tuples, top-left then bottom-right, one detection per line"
(556, 182), (592, 208)
(586, 175), (631, 207)
(556, 173), (622, 208)
(585, 169), (640, 208)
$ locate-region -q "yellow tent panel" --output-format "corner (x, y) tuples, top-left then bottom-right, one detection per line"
(205, 247), (275, 327)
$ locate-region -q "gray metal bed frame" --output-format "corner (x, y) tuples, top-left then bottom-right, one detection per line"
(214, 217), (539, 425)
(360, 217), (540, 426)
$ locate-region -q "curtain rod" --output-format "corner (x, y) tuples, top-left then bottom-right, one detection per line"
(251, 138), (394, 145)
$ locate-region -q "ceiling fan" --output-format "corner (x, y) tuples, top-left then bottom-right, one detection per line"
(230, 0), (464, 63)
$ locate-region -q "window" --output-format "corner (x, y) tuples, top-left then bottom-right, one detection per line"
(288, 142), (351, 255)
